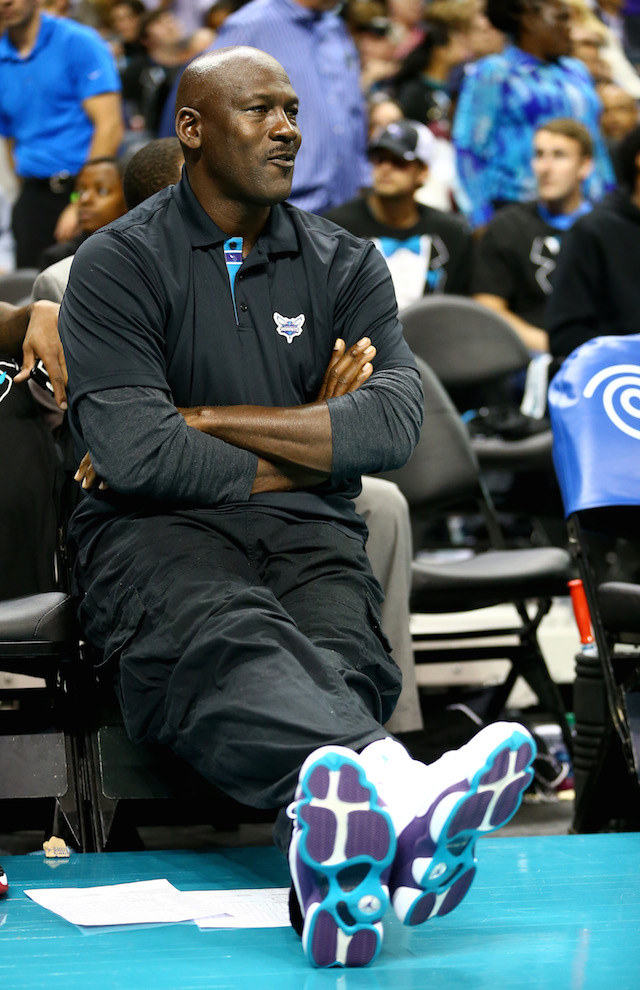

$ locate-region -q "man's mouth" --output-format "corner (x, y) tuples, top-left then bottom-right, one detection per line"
(268, 153), (296, 168)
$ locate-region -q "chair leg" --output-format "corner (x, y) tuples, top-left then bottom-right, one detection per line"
(484, 665), (520, 722)
(515, 641), (573, 756)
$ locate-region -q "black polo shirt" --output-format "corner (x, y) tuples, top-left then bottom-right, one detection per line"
(60, 173), (421, 534)
(63, 173), (415, 410)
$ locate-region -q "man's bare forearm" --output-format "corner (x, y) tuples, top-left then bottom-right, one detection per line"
(0, 301), (31, 359)
(251, 457), (328, 493)
(181, 402), (334, 474)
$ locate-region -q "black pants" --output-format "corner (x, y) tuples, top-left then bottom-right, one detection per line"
(74, 507), (401, 840)
(12, 176), (75, 269)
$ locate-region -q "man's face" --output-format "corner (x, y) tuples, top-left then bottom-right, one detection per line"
(599, 85), (640, 140)
(370, 149), (426, 199)
(532, 130), (591, 204)
(190, 58), (301, 208)
(76, 162), (127, 233)
(0, 0), (39, 30)
(524, 0), (572, 60)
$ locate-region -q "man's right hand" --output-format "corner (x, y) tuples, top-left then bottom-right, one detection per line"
(315, 337), (375, 401)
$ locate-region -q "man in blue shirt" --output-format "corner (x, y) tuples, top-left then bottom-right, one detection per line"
(453, 0), (614, 230)
(161, 0), (370, 214)
(0, 0), (124, 266)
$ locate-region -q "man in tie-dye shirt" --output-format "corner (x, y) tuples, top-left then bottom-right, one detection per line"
(453, 0), (615, 229)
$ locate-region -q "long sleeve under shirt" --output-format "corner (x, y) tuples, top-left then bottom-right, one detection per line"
(76, 366), (421, 514)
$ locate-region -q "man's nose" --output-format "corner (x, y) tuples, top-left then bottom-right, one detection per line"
(270, 109), (298, 141)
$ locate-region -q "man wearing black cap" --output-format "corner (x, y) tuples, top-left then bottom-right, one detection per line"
(324, 119), (472, 310)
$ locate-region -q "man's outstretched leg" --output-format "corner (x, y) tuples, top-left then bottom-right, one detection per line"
(287, 722), (535, 967)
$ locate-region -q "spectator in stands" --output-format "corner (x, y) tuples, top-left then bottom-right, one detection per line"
(108, 0), (150, 130)
(453, 0), (614, 230)
(548, 123), (640, 359)
(368, 94), (405, 137)
(38, 157), (128, 269)
(0, 0), (124, 267)
(473, 119), (594, 353)
(570, 15), (612, 82)
(137, 9), (215, 135)
(597, 80), (640, 149)
(386, 0), (425, 60)
(385, 2), (473, 138)
(570, 0), (640, 95)
(161, 0), (371, 214)
(325, 119), (472, 307)
(346, 0), (398, 94)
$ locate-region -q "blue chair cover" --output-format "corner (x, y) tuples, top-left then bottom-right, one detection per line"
(548, 335), (640, 517)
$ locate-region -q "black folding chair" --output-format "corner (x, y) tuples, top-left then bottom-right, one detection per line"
(0, 269), (40, 305)
(382, 357), (573, 750)
(399, 294), (553, 473)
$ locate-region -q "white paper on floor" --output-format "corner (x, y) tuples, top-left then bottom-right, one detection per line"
(24, 879), (290, 929)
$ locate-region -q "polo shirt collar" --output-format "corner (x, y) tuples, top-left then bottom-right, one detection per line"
(0, 12), (55, 61)
(173, 170), (299, 259)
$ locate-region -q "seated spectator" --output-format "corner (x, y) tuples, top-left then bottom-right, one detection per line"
(453, 0), (614, 230)
(597, 80), (640, 151)
(38, 157), (128, 269)
(548, 124), (640, 359)
(324, 119), (472, 308)
(32, 134), (424, 737)
(473, 118), (594, 353)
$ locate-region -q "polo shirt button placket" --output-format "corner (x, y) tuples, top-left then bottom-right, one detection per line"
(240, 303), (248, 312)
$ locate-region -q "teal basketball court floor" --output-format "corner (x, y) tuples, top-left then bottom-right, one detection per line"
(1, 833), (639, 990)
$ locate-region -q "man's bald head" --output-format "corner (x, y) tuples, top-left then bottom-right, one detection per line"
(175, 46), (289, 120)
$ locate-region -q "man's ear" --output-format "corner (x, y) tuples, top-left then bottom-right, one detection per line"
(578, 155), (594, 182)
(176, 106), (202, 149)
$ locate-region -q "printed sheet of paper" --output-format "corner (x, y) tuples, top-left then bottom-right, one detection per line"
(191, 887), (290, 928)
(25, 879), (215, 927)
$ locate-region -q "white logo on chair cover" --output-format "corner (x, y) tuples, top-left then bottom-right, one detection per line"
(583, 364), (640, 440)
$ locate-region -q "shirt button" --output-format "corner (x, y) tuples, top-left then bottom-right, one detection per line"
(240, 303), (248, 312)
(238, 273), (243, 279)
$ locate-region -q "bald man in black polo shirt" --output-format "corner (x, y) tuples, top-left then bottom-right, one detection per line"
(60, 47), (536, 969)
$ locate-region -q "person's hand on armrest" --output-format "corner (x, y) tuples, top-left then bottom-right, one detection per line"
(13, 300), (68, 408)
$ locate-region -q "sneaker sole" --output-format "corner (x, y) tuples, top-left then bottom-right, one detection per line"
(392, 727), (535, 926)
(290, 749), (396, 967)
